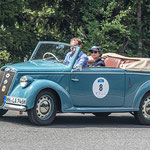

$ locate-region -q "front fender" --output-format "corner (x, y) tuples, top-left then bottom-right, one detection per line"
(9, 80), (73, 111)
(133, 80), (150, 109)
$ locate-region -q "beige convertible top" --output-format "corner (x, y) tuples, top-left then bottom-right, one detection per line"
(102, 53), (150, 72)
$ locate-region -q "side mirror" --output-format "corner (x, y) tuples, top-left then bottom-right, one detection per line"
(24, 57), (28, 62)
(71, 66), (82, 72)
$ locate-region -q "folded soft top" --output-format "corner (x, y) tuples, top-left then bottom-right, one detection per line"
(102, 53), (150, 72)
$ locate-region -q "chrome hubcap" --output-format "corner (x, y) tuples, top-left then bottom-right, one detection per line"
(36, 95), (52, 119)
(142, 98), (150, 119)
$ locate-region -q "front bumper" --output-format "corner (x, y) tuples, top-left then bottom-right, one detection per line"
(3, 103), (26, 111)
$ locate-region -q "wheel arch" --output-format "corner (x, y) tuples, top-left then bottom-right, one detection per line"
(134, 91), (150, 125)
(26, 80), (73, 111)
(9, 80), (73, 111)
(133, 80), (150, 109)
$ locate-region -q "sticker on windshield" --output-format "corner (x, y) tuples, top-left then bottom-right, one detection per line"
(92, 77), (109, 98)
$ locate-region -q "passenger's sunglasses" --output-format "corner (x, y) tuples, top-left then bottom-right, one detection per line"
(91, 51), (98, 54)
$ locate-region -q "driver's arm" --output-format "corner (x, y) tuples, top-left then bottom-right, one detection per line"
(75, 54), (88, 68)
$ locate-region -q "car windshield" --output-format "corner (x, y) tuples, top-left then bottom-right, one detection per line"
(31, 42), (79, 65)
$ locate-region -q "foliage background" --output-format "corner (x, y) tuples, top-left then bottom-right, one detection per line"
(0, 0), (150, 66)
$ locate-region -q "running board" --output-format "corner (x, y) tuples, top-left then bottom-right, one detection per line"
(63, 107), (139, 113)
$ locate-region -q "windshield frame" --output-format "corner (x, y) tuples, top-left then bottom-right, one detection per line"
(29, 41), (81, 68)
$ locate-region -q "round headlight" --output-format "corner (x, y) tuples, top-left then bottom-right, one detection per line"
(20, 76), (33, 88)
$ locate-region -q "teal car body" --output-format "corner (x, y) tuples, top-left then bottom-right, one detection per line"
(0, 41), (150, 125)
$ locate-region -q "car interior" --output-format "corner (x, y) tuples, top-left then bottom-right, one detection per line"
(88, 55), (138, 68)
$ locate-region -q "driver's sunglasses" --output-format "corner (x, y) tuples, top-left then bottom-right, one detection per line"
(91, 51), (98, 54)
(70, 47), (76, 51)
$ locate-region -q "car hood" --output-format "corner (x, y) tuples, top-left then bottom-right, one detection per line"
(2, 60), (68, 72)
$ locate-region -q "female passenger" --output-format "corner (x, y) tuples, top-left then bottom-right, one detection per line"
(88, 46), (105, 67)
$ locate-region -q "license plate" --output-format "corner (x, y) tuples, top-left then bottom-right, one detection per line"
(4, 96), (26, 106)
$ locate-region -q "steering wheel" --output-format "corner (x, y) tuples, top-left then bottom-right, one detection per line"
(43, 52), (60, 62)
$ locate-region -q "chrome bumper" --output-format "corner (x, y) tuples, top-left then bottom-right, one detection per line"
(3, 104), (26, 111)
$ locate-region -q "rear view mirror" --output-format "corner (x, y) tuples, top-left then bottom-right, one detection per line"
(24, 57), (28, 62)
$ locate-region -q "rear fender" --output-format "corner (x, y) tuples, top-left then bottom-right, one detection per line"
(133, 80), (150, 109)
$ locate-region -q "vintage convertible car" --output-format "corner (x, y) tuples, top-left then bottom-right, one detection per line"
(0, 41), (150, 125)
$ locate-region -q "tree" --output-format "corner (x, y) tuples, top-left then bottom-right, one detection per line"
(0, 0), (150, 65)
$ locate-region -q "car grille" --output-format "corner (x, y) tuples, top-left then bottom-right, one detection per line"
(0, 70), (15, 106)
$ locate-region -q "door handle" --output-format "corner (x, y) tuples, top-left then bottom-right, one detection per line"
(71, 78), (79, 82)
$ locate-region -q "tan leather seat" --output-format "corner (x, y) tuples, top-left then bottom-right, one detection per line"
(102, 53), (140, 68)
(104, 57), (124, 68)
(104, 57), (138, 68)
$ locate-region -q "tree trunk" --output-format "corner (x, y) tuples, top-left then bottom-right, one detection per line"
(137, 2), (142, 52)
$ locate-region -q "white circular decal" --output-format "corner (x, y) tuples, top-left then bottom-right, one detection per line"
(92, 77), (109, 98)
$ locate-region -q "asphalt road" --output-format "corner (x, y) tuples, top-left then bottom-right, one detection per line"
(0, 111), (150, 150)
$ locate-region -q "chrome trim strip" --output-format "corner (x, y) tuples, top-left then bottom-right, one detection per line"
(71, 72), (124, 74)
(19, 72), (124, 75)
(17, 71), (150, 75)
(3, 104), (26, 111)
(126, 72), (150, 76)
(19, 71), (150, 75)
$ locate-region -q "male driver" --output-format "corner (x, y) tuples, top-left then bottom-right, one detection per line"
(64, 38), (88, 67)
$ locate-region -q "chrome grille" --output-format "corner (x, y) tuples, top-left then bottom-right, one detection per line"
(0, 70), (15, 106)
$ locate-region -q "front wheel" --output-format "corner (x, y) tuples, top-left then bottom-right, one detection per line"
(27, 90), (58, 125)
(134, 93), (150, 125)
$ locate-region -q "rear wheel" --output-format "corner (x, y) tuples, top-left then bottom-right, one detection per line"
(93, 112), (111, 117)
(134, 93), (150, 125)
(27, 90), (58, 125)
(0, 109), (7, 117)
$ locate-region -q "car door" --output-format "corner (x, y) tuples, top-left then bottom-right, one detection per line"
(69, 67), (125, 107)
